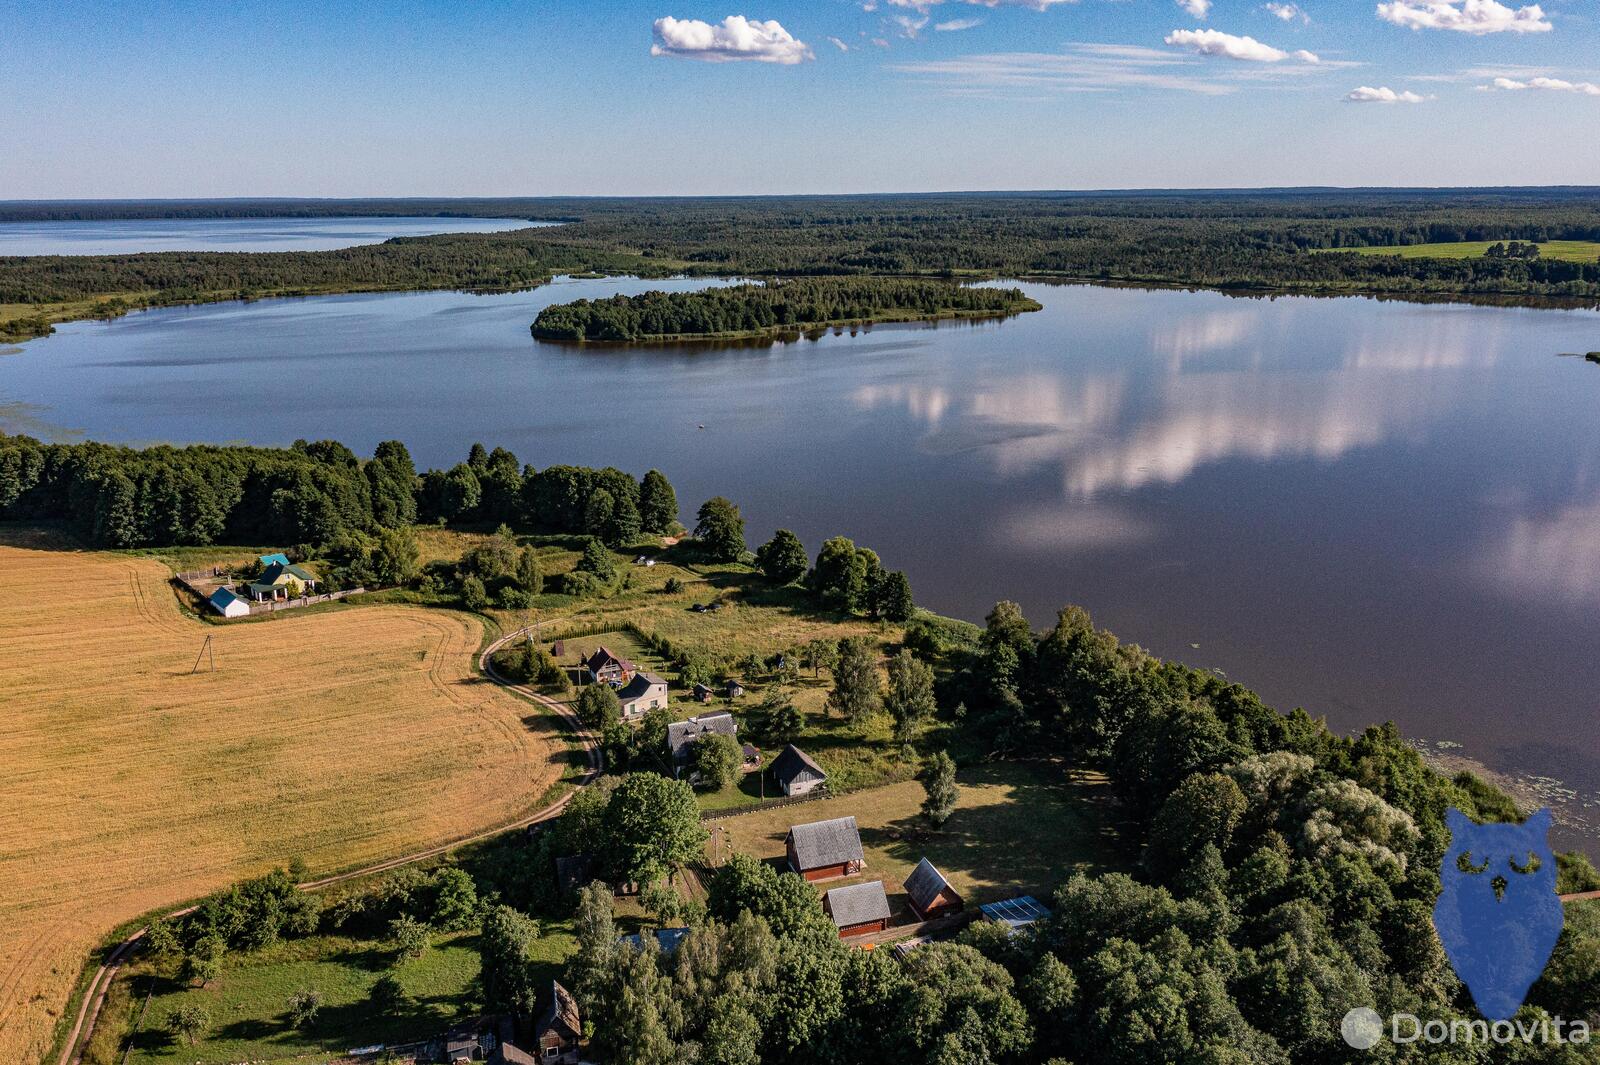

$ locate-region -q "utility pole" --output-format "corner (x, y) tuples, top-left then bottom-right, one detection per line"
(190, 635), (215, 674)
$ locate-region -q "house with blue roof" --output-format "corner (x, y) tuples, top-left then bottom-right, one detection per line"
(207, 586), (250, 618)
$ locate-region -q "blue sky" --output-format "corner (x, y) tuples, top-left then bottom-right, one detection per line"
(3, 0), (1597, 196)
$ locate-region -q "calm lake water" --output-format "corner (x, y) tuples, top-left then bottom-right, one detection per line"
(5, 277), (1600, 851)
(0, 216), (546, 256)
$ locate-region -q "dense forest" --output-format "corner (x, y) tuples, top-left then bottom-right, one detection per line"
(7, 191), (1600, 341)
(529, 602), (1600, 1064)
(530, 278), (1039, 342)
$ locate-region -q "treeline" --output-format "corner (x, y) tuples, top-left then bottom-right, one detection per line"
(0, 432), (679, 552)
(541, 601), (1600, 1065)
(530, 279), (1038, 342)
(9, 193), (1600, 333)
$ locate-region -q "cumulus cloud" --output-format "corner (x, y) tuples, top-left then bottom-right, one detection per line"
(936, 16), (985, 29)
(1177, 0), (1213, 17)
(651, 15), (814, 63)
(1484, 75), (1600, 95)
(1265, 2), (1309, 21)
(1345, 84), (1431, 102)
(1376, 0), (1551, 35)
(1164, 28), (1320, 62)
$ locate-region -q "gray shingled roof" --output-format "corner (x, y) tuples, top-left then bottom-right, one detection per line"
(904, 857), (956, 911)
(616, 671), (667, 702)
(667, 712), (738, 761)
(825, 880), (891, 929)
(787, 815), (863, 869)
(770, 744), (826, 788)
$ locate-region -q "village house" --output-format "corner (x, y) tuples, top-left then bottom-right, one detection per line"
(615, 670), (669, 719)
(246, 559), (317, 602)
(207, 586), (250, 618)
(533, 981), (583, 1064)
(666, 711), (740, 776)
(903, 858), (964, 921)
(823, 880), (892, 938)
(583, 645), (637, 687)
(770, 744), (827, 797)
(785, 815), (864, 881)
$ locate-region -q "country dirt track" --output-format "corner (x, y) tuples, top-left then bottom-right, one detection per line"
(0, 538), (574, 1065)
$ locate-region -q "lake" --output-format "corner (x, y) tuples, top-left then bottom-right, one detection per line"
(4, 277), (1599, 851)
(0, 215), (547, 256)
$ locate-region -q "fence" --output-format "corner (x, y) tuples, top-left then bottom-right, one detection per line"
(247, 588), (365, 615)
(700, 785), (830, 824)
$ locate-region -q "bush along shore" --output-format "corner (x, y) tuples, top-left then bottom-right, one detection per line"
(529, 278), (1042, 344)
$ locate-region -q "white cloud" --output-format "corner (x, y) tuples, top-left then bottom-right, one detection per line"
(1177, 0), (1213, 17)
(1376, 0), (1551, 35)
(886, 0), (1077, 10)
(651, 15), (814, 64)
(1265, 2), (1309, 21)
(826, 35), (851, 51)
(893, 12), (931, 36)
(1345, 84), (1431, 101)
(1484, 75), (1600, 95)
(935, 17), (985, 30)
(1164, 28), (1320, 62)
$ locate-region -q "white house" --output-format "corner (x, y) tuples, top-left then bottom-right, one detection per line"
(208, 586), (250, 618)
(616, 671), (669, 720)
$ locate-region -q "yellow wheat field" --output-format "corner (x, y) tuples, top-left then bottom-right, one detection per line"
(0, 536), (561, 1064)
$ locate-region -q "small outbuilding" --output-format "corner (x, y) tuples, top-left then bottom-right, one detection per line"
(620, 927), (691, 954)
(207, 586), (250, 619)
(692, 682), (714, 703)
(533, 981), (583, 1064)
(785, 815), (864, 881)
(903, 858), (964, 921)
(978, 895), (1052, 933)
(725, 680), (745, 699)
(770, 744), (827, 797)
(823, 880), (892, 938)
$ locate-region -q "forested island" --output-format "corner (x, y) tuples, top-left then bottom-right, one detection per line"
(7, 190), (1600, 341)
(530, 278), (1040, 343)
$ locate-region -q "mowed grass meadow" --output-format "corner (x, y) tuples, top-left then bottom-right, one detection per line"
(1335, 239), (1600, 262)
(0, 532), (564, 1065)
(710, 761), (1126, 924)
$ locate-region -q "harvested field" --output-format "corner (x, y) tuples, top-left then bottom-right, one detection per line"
(0, 534), (563, 1064)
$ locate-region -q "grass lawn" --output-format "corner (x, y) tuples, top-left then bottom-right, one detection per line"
(116, 926), (573, 1064)
(708, 760), (1126, 922)
(1331, 239), (1600, 262)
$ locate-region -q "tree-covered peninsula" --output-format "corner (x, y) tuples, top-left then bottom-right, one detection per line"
(529, 278), (1041, 343)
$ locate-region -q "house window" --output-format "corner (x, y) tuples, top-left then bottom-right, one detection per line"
(545, 1048), (559, 1059)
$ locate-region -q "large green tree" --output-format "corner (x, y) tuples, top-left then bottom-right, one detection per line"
(694, 497), (747, 561)
(755, 529), (809, 585)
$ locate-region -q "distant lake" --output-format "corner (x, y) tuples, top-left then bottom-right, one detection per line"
(0, 216), (550, 256)
(5, 277), (1600, 852)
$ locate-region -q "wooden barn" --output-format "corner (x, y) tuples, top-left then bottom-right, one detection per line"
(785, 815), (864, 881)
(823, 880), (892, 938)
(533, 981), (582, 1064)
(903, 857), (964, 921)
(770, 743), (827, 797)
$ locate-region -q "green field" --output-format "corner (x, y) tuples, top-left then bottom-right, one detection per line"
(1335, 239), (1600, 262)
(710, 760), (1125, 921)
(112, 927), (574, 1065)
